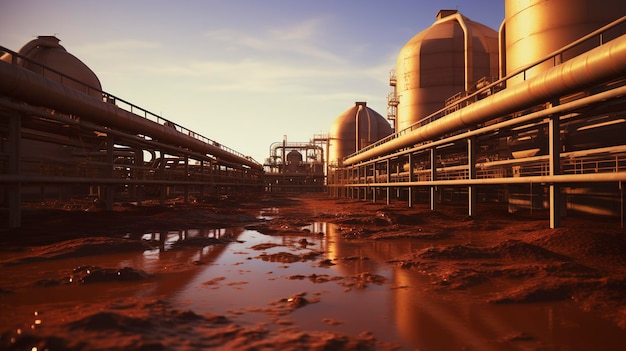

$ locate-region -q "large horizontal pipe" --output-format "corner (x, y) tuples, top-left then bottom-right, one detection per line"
(0, 60), (263, 171)
(344, 33), (626, 166)
(0, 174), (260, 186)
(345, 84), (626, 167)
(339, 171), (626, 187)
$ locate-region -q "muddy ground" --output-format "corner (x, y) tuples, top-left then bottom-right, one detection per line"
(0, 193), (625, 350)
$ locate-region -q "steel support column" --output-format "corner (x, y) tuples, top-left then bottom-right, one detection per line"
(468, 136), (477, 217)
(159, 151), (167, 206)
(184, 155), (189, 204)
(371, 163), (376, 203)
(7, 113), (21, 228)
(105, 134), (114, 211)
(386, 159), (391, 205)
(408, 153), (414, 208)
(133, 147), (144, 206)
(430, 148), (437, 210)
(549, 114), (561, 228)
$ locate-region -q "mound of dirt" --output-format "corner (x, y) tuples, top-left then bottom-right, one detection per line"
(1, 237), (152, 266)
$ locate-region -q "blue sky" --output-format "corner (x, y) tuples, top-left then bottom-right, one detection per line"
(1, 0), (504, 164)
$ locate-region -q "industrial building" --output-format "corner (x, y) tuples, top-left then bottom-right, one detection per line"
(262, 136), (326, 192)
(327, 0), (626, 229)
(2, 0), (626, 230)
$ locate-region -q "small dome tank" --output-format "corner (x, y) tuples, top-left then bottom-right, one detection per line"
(395, 10), (499, 131)
(502, 0), (626, 86)
(286, 150), (303, 165)
(2, 36), (102, 98)
(328, 102), (393, 166)
(285, 150), (303, 173)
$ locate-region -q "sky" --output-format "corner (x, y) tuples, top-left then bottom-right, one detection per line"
(0, 0), (504, 164)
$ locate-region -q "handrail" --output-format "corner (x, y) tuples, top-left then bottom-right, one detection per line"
(0, 46), (260, 166)
(345, 15), (626, 161)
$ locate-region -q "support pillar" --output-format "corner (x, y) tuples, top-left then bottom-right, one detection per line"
(7, 113), (21, 228)
(105, 134), (114, 211)
(160, 151), (167, 206)
(200, 160), (205, 198)
(408, 153), (414, 208)
(386, 159), (391, 205)
(549, 114), (561, 228)
(133, 148), (144, 206)
(430, 148), (437, 211)
(468, 136), (477, 217)
(619, 180), (624, 229)
(184, 155), (189, 204)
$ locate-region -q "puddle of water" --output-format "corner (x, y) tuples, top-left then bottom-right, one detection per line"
(257, 207), (280, 220)
(1, 222), (625, 350)
(166, 223), (626, 350)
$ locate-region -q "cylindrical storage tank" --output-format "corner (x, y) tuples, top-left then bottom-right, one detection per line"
(395, 10), (499, 131)
(328, 102), (393, 166)
(1, 35), (102, 98)
(502, 0), (626, 86)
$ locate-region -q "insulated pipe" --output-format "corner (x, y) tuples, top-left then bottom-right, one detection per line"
(437, 13), (474, 91)
(344, 33), (626, 166)
(0, 60), (263, 171)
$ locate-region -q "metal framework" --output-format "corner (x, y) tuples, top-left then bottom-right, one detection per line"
(328, 17), (626, 228)
(263, 137), (326, 192)
(0, 47), (263, 228)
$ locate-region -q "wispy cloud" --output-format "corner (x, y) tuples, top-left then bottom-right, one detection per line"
(78, 39), (162, 55)
(204, 16), (345, 63)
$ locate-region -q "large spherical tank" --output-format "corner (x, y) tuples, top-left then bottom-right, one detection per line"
(395, 10), (499, 131)
(503, 0), (626, 86)
(1, 36), (102, 98)
(328, 102), (393, 166)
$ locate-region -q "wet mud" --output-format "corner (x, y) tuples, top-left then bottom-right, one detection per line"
(1, 194), (626, 350)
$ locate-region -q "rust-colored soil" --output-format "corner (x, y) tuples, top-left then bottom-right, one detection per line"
(1, 193), (625, 350)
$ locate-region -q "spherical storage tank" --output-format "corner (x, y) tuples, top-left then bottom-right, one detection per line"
(1, 35), (102, 98)
(502, 0), (626, 86)
(395, 10), (499, 131)
(328, 102), (393, 166)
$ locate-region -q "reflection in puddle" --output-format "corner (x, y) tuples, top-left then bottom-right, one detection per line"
(258, 207), (280, 220)
(167, 222), (626, 350)
(140, 228), (232, 252)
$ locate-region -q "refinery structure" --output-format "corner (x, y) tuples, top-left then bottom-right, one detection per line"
(2, 0), (626, 229)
